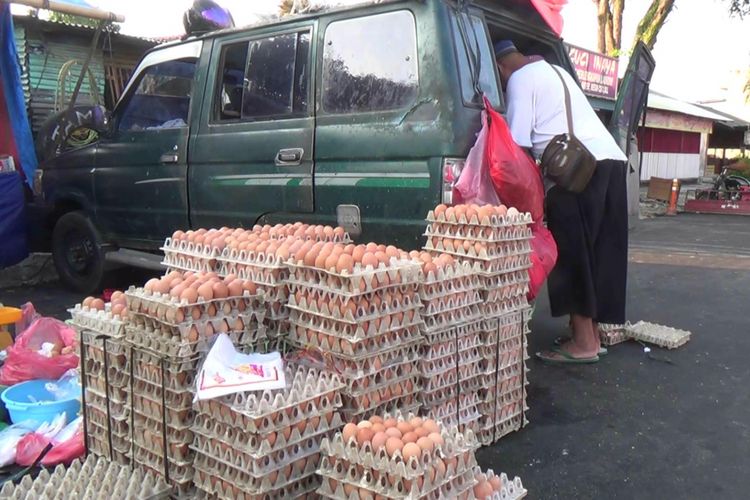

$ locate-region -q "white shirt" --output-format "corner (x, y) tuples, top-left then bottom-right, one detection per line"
(506, 60), (627, 162)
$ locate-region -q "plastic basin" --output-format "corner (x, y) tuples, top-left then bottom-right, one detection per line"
(1, 380), (80, 427)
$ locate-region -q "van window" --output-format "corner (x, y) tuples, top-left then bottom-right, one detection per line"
(322, 10), (418, 113)
(451, 12), (501, 108)
(214, 31), (310, 122)
(118, 59), (197, 131)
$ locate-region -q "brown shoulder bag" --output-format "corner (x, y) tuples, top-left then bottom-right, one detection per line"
(540, 66), (598, 193)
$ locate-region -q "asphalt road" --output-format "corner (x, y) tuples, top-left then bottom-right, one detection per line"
(1, 214), (747, 499)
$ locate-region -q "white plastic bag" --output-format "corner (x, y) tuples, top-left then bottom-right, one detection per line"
(45, 369), (81, 401)
(0, 423), (36, 467)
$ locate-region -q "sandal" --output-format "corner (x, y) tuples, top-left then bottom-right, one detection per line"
(536, 347), (600, 365)
(553, 336), (608, 356)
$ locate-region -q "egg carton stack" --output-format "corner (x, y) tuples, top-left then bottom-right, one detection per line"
(0, 455), (171, 500)
(286, 244), (424, 420)
(424, 205), (533, 446)
(317, 411), (480, 499)
(124, 279), (265, 494)
(217, 224), (351, 341)
(471, 468), (528, 500)
(191, 364), (344, 499)
(414, 254), (485, 433)
(161, 228), (234, 273)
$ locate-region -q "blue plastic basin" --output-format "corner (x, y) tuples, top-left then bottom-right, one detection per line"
(1, 380), (80, 428)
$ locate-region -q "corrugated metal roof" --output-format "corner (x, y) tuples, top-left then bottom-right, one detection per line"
(12, 13), (157, 43)
(648, 90), (730, 122)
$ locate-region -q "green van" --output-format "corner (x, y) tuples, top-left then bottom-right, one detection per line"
(32, 0), (651, 292)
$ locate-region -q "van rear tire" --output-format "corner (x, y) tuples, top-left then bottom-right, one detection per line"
(52, 211), (106, 293)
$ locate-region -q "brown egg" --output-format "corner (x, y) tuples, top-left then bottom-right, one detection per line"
(401, 431), (418, 444)
(402, 442), (421, 461)
(414, 427), (429, 439)
(422, 419), (439, 434)
(352, 245), (367, 263)
(242, 280), (257, 294)
(90, 298), (105, 311)
(474, 480), (493, 499)
(489, 476), (502, 491)
(227, 279), (244, 297)
(361, 253), (379, 269)
(82, 296), (95, 308)
(110, 291), (125, 303)
(383, 418), (397, 428)
(336, 253), (354, 274)
(110, 303), (125, 316)
(396, 422), (413, 435)
(356, 428), (374, 447)
(416, 437), (434, 453)
(384, 427), (402, 439)
(342, 423), (358, 444)
(385, 437), (403, 457)
(324, 253), (339, 271)
(180, 287), (198, 303)
(369, 415), (384, 425)
(371, 431), (388, 452)
(197, 283), (214, 300)
(434, 204), (447, 216)
(152, 280), (170, 295)
(212, 282), (229, 299)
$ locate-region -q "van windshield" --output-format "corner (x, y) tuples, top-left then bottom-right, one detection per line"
(451, 10), (501, 108)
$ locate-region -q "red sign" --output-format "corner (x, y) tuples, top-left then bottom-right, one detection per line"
(567, 44), (619, 99)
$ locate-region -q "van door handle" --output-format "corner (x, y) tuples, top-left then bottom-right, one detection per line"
(160, 153), (179, 164)
(275, 148), (303, 166)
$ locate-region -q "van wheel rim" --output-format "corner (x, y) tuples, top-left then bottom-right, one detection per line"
(64, 230), (95, 274)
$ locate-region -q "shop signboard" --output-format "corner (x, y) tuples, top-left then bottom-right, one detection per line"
(567, 44), (619, 99)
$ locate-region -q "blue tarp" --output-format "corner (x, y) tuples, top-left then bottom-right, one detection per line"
(0, 4), (37, 186)
(0, 172), (28, 268)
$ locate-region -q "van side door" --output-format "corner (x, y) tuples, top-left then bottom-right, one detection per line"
(93, 42), (202, 248)
(189, 24), (315, 229)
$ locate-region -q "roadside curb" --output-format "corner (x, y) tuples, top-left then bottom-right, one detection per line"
(0, 253), (59, 289)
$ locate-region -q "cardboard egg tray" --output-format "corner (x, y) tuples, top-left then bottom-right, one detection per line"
(127, 312), (262, 348)
(480, 282), (530, 304)
(251, 223), (351, 242)
(87, 436), (131, 466)
(425, 209), (533, 228)
(193, 464), (321, 500)
(88, 420), (131, 455)
(340, 374), (421, 414)
(420, 293), (483, 320)
(477, 414), (528, 447)
(0, 455), (171, 500)
(474, 468), (528, 500)
(192, 409), (343, 459)
(420, 303), (483, 334)
(342, 393), (422, 422)
(86, 404), (130, 434)
(289, 321), (423, 357)
(343, 360), (419, 394)
(286, 259), (422, 297)
(423, 393), (482, 430)
(424, 221), (533, 244)
(423, 237), (533, 262)
(597, 323), (628, 346)
(192, 451), (322, 498)
(161, 237), (223, 273)
(217, 247), (290, 286)
(132, 444), (194, 493)
(85, 387), (129, 419)
(421, 317), (483, 344)
(419, 260), (484, 288)
(625, 320), (691, 349)
(287, 289), (421, 325)
(68, 305), (126, 337)
(481, 296), (531, 320)
(477, 381), (528, 411)
(320, 411), (479, 480)
(83, 355), (129, 389)
(84, 373), (129, 400)
(130, 354), (199, 392)
(131, 376), (194, 409)
(318, 464), (477, 500)
(81, 330), (129, 368)
(420, 363), (483, 395)
(420, 334), (482, 364)
(125, 286), (264, 324)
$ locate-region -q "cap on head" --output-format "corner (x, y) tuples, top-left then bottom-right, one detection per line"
(494, 40), (518, 60)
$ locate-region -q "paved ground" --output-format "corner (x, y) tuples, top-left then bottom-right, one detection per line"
(1, 213), (748, 498)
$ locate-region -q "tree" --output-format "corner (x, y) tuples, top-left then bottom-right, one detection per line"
(593, 0), (675, 56)
(727, 0), (750, 16)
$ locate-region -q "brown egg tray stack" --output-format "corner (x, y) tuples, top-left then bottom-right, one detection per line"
(191, 364), (344, 499)
(122, 284), (264, 494)
(316, 411), (480, 499)
(417, 262), (485, 433)
(68, 303), (127, 337)
(161, 238), (224, 274)
(472, 467), (528, 500)
(80, 329), (132, 466)
(285, 259), (424, 420)
(424, 209), (534, 446)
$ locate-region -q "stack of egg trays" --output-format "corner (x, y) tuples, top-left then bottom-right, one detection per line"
(125, 286), (266, 349)
(190, 364), (344, 499)
(418, 262), (485, 430)
(68, 303), (126, 337)
(317, 410), (480, 499)
(475, 308), (532, 446)
(79, 329), (131, 465)
(473, 467), (528, 500)
(126, 340), (203, 495)
(160, 237), (223, 273)
(0, 455), (171, 500)
(285, 259), (424, 419)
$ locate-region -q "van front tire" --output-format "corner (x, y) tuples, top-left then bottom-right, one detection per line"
(52, 211), (106, 293)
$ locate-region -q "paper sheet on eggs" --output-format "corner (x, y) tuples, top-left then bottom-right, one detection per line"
(194, 333), (286, 400)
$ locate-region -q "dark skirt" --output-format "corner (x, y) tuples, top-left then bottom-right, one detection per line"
(545, 159), (628, 324)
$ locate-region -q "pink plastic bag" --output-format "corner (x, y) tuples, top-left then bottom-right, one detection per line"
(483, 96), (545, 222)
(453, 110), (502, 206)
(41, 428), (84, 466)
(527, 221), (558, 301)
(0, 317), (79, 386)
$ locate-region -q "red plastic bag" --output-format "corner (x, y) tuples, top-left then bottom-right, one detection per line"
(14, 433), (50, 466)
(453, 110), (502, 206)
(41, 428), (84, 466)
(483, 96), (545, 222)
(0, 317), (79, 386)
(527, 221), (558, 301)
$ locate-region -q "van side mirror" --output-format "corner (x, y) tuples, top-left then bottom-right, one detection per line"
(36, 105), (112, 161)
